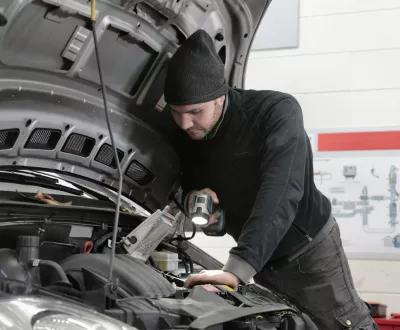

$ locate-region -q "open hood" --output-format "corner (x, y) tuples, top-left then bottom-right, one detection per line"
(0, 5), (321, 330)
(0, 0), (271, 209)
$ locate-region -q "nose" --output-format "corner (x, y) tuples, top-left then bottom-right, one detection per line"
(179, 113), (193, 130)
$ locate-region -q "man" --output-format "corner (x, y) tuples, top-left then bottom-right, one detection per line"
(164, 30), (377, 329)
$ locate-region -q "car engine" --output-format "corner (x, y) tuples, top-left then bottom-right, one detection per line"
(0, 201), (316, 330)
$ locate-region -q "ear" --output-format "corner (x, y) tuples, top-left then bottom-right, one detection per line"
(215, 95), (226, 107)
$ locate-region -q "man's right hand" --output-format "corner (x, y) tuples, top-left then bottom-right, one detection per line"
(185, 270), (239, 290)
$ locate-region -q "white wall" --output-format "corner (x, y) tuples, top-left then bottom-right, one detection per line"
(246, 0), (400, 315)
(246, 1), (400, 131)
(195, 0), (400, 315)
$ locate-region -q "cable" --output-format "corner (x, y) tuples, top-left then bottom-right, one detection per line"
(90, 1), (123, 284)
(169, 216), (196, 243)
(169, 224), (196, 242)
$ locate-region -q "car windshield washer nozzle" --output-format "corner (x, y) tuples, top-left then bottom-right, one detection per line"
(191, 193), (213, 225)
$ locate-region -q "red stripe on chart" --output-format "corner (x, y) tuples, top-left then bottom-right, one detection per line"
(318, 131), (400, 151)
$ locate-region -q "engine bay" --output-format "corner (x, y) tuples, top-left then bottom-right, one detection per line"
(0, 199), (314, 330)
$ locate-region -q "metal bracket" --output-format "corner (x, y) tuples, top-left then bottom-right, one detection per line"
(123, 206), (180, 261)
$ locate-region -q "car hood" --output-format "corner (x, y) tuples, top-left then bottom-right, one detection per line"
(0, 0), (270, 209)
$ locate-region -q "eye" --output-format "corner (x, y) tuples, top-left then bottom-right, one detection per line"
(190, 109), (202, 114)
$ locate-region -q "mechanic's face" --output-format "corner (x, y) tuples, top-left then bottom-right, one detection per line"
(169, 95), (225, 140)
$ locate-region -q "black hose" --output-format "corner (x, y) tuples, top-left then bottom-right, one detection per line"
(30, 259), (71, 286)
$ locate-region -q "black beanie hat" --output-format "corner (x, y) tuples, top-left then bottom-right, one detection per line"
(164, 29), (228, 105)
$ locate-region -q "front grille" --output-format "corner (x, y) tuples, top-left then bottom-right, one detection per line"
(62, 133), (95, 157)
(25, 128), (61, 150)
(94, 144), (124, 168)
(126, 160), (154, 185)
(0, 129), (19, 150)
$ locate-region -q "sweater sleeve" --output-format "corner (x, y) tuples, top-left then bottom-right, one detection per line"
(223, 97), (307, 282)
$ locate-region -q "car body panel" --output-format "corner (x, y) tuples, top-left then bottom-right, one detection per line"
(0, 0), (271, 208)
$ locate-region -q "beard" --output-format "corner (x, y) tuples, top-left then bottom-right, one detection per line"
(187, 102), (224, 140)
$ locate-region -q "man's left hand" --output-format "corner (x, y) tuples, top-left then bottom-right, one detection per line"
(184, 270), (240, 290)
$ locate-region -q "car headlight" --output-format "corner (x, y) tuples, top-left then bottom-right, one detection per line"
(0, 296), (137, 330)
(33, 313), (118, 330)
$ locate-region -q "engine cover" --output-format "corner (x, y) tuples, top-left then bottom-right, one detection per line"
(61, 254), (175, 298)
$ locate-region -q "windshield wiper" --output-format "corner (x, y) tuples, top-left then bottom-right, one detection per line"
(0, 170), (83, 196)
(0, 169), (130, 207)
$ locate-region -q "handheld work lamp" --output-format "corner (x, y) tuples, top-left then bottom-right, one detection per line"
(190, 194), (213, 225)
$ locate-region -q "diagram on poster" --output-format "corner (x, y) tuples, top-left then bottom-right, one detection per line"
(314, 157), (400, 259)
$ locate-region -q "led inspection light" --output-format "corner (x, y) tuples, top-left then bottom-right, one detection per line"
(191, 194), (213, 225)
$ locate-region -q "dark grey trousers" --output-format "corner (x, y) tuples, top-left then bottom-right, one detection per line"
(254, 217), (378, 329)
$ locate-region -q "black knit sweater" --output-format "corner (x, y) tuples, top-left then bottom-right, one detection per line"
(178, 88), (331, 277)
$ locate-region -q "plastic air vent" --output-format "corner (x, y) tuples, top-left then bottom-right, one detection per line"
(94, 144), (124, 168)
(0, 129), (19, 150)
(126, 160), (154, 185)
(62, 134), (95, 157)
(25, 128), (61, 150)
